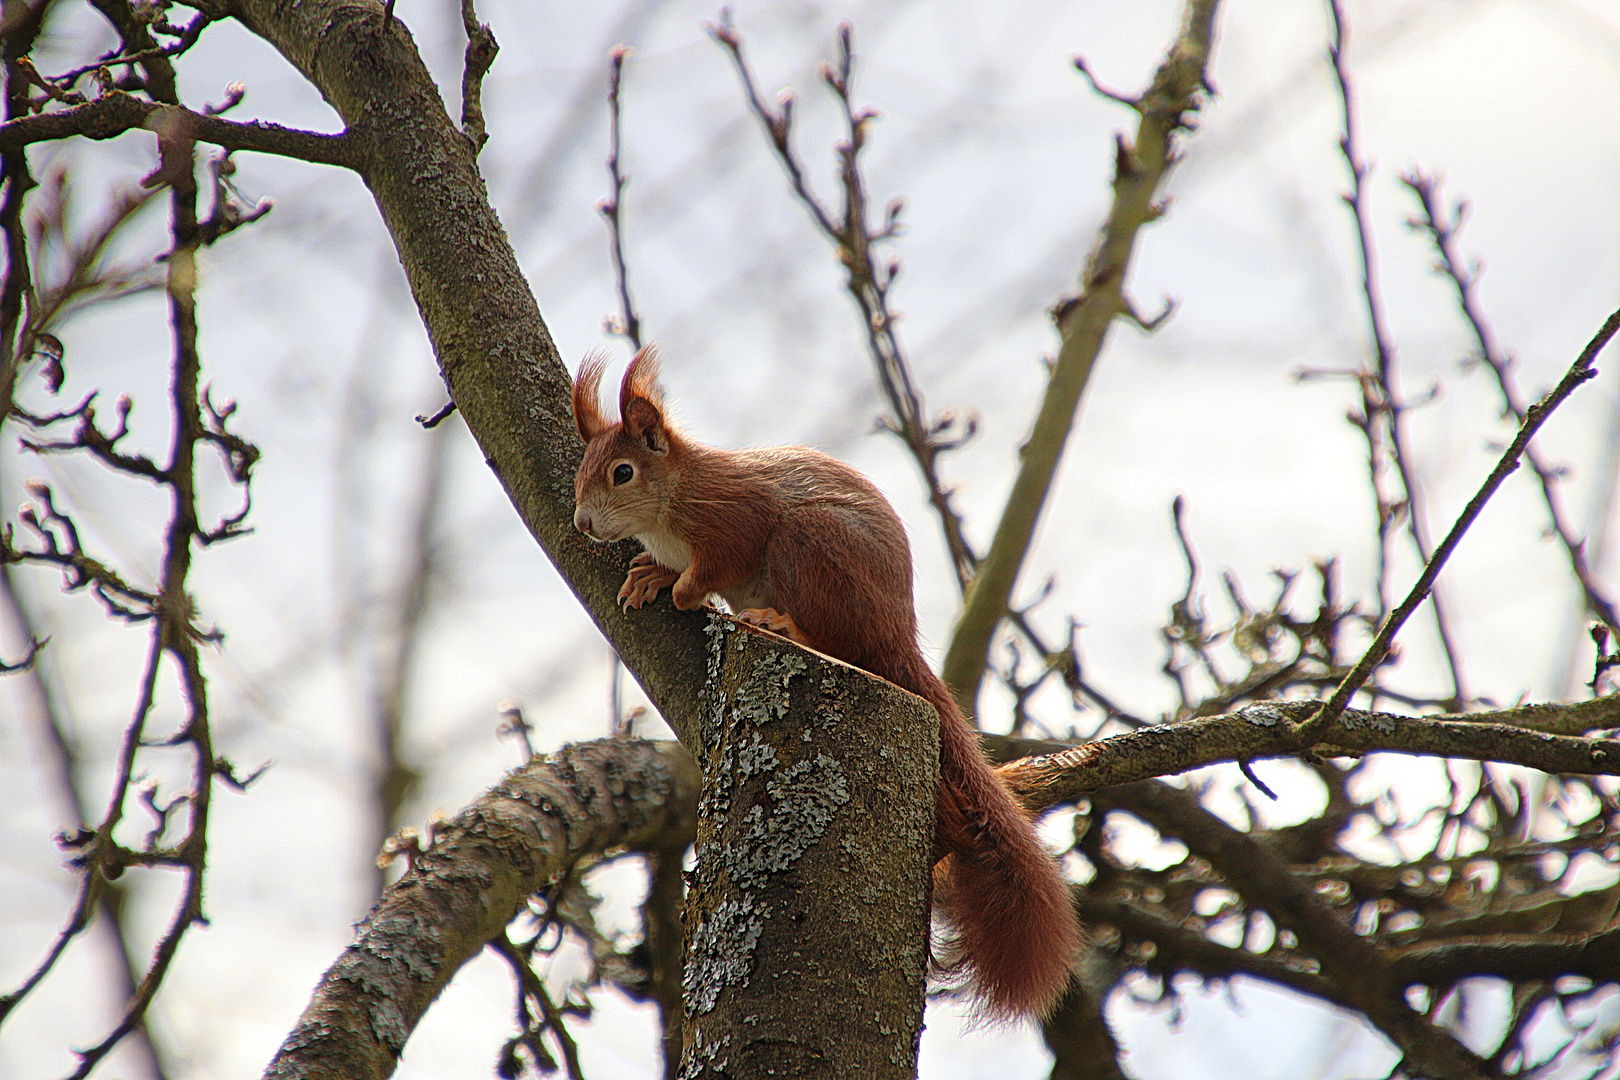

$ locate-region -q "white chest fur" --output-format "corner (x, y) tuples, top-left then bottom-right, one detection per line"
(636, 528), (692, 572)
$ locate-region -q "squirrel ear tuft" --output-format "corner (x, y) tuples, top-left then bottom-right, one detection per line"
(573, 352), (610, 441)
(620, 344), (664, 419)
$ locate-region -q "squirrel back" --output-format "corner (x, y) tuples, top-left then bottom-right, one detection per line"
(573, 347), (1080, 1018)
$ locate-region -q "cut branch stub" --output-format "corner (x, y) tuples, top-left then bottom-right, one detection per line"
(681, 615), (936, 1080)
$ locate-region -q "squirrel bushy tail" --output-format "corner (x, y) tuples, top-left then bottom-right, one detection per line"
(880, 649), (1081, 1020)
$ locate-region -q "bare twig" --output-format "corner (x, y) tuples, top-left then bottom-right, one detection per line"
(1298, 307), (1620, 742)
(85, 0), (180, 105)
(599, 46), (643, 350)
(1325, 0), (1466, 707)
(711, 15), (978, 591)
(415, 399), (456, 427)
(0, 103), (261, 1075)
(5, 481), (162, 622)
(488, 934), (586, 1080)
(49, 12), (215, 93)
(595, 43), (640, 742)
(0, 95), (357, 168)
(14, 176), (163, 357)
(458, 0), (497, 154)
(592, 54), (685, 1071)
(1403, 169), (1620, 637)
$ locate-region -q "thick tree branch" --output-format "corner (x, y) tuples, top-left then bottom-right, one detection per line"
(679, 619), (935, 1080)
(264, 740), (700, 1080)
(222, 0), (715, 739)
(1390, 927), (1620, 991)
(999, 695), (1620, 808)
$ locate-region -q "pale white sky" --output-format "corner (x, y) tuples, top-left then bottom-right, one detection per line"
(3, 0), (1618, 1077)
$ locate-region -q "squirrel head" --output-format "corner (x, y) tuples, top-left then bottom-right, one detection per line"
(572, 345), (681, 543)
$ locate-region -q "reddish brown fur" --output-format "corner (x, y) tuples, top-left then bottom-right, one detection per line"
(572, 347), (1080, 1019)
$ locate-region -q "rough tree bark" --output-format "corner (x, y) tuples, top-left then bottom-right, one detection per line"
(217, 0), (941, 1076)
(263, 741), (701, 1080)
(681, 618), (935, 1080)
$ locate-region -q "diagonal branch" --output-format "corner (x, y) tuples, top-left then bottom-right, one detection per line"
(263, 740), (699, 1080)
(1299, 307), (1620, 742)
(711, 16), (979, 591)
(0, 566), (169, 1080)
(940, 0), (1220, 714)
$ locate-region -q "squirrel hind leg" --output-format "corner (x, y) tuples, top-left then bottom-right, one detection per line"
(734, 607), (811, 645)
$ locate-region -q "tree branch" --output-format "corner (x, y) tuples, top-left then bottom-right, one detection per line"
(998, 695), (1620, 807)
(1300, 306), (1620, 741)
(1077, 892), (1351, 1009)
(1402, 169), (1620, 637)
(1390, 927), (1620, 992)
(712, 17), (980, 592)
(0, 94), (356, 167)
(1326, 0), (1467, 705)
(941, 0), (1221, 713)
(264, 740), (700, 1080)
(1100, 780), (1492, 1079)
(224, 0), (717, 741)
(457, 0), (496, 154)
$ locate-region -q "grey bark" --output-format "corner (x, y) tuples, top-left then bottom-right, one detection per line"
(681, 618), (936, 1080)
(219, 1), (941, 1076)
(263, 740), (701, 1080)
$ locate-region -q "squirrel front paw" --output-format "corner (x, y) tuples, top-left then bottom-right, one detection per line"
(620, 560), (679, 609)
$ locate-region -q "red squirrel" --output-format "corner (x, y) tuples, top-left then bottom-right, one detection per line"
(571, 346), (1079, 1019)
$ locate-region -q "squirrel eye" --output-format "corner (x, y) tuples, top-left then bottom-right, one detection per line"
(612, 463), (634, 486)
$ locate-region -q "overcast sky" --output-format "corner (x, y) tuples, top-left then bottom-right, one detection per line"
(3, 0), (1618, 1077)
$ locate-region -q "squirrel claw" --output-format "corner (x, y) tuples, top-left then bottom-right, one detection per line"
(620, 560), (679, 609)
(735, 607), (807, 644)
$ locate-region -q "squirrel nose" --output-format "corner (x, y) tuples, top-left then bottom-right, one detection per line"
(574, 508), (593, 536)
